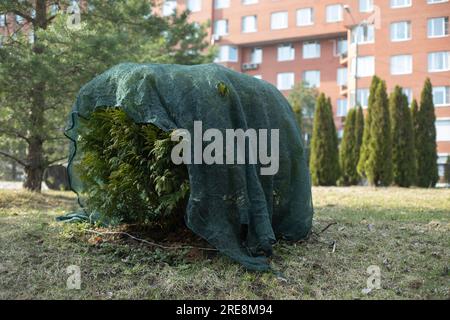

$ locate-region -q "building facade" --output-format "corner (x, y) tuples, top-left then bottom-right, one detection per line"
(168, 0), (450, 179)
(1, 0), (449, 179)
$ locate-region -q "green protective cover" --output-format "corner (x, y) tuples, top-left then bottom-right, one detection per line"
(65, 63), (313, 270)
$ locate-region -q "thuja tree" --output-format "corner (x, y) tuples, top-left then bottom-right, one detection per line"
(0, 0), (213, 191)
(339, 105), (364, 186)
(444, 156), (450, 185)
(364, 80), (392, 186)
(357, 75), (380, 178)
(389, 86), (416, 187)
(415, 78), (439, 188)
(77, 108), (189, 226)
(309, 93), (340, 186)
(411, 98), (420, 178)
(355, 105), (365, 164)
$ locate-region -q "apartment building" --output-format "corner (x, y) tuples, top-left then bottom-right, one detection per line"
(165, 0), (450, 179)
(1, 0), (449, 178)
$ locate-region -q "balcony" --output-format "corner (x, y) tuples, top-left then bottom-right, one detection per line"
(339, 52), (348, 65)
(339, 84), (348, 96)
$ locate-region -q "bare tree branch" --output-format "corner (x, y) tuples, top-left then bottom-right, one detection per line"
(0, 127), (30, 143)
(0, 150), (27, 167)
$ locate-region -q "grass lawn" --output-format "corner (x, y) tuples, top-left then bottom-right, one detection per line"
(0, 187), (448, 300)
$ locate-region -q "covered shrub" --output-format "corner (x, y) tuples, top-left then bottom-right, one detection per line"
(76, 108), (189, 226)
(64, 63), (314, 271)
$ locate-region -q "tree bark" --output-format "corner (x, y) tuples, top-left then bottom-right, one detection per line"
(22, 0), (48, 192)
(23, 137), (45, 191)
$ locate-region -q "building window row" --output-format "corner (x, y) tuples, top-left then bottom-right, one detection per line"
(276, 71), (321, 91)
(354, 17), (448, 45)
(433, 86), (450, 106)
(161, 0), (448, 16)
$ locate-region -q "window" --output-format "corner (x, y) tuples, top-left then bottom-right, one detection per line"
(391, 0), (412, 8)
(433, 86), (450, 106)
(337, 68), (348, 86)
(436, 119), (450, 141)
(356, 89), (370, 108)
(437, 154), (450, 177)
(277, 43), (295, 61)
(352, 24), (375, 44)
(297, 8), (313, 26)
(162, 1), (177, 16)
(242, 15), (257, 33)
(303, 70), (320, 88)
(428, 51), (450, 72)
(428, 0), (449, 3)
(214, 19), (228, 36)
(187, 0), (202, 12)
(277, 73), (295, 90)
(303, 41), (320, 59)
(214, 0), (230, 9)
(336, 37), (348, 56)
(326, 4), (343, 23)
(438, 154), (449, 178)
(250, 47), (262, 64)
(353, 56), (375, 77)
(253, 75), (262, 80)
(216, 45), (238, 62)
(271, 11), (288, 30)
(0, 15), (5, 27)
(337, 99), (348, 116)
(359, 0), (374, 12)
(391, 55), (413, 75)
(242, 0), (258, 4)
(390, 21), (411, 41)
(402, 88), (413, 104)
(428, 17), (449, 37)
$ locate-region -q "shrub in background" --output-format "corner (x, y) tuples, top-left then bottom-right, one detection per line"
(358, 75), (381, 179)
(339, 105), (364, 186)
(365, 80), (392, 186)
(389, 86), (416, 187)
(309, 93), (340, 186)
(415, 78), (439, 188)
(77, 108), (189, 226)
(444, 156), (450, 185)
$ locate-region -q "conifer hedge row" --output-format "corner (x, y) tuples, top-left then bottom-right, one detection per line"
(309, 77), (439, 188)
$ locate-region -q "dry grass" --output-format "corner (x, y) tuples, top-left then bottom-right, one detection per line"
(0, 187), (448, 300)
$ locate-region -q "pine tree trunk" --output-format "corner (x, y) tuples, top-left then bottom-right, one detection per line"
(23, 137), (45, 192)
(22, 1), (49, 192)
(23, 80), (46, 192)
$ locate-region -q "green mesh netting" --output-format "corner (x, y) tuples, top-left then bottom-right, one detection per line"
(64, 63), (314, 271)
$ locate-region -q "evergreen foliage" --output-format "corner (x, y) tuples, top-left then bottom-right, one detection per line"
(415, 78), (439, 188)
(444, 156), (450, 185)
(77, 108), (189, 226)
(357, 75), (380, 178)
(365, 80), (392, 186)
(309, 93), (340, 186)
(339, 105), (364, 186)
(389, 86), (416, 187)
(0, 0), (212, 191)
